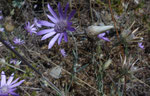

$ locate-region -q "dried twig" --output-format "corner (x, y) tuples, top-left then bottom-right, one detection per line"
(0, 36), (63, 96)
(108, 0), (126, 94)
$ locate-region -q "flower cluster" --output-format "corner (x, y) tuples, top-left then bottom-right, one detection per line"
(25, 18), (42, 35)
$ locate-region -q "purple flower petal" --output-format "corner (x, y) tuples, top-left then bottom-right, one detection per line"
(34, 18), (42, 28)
(47, 4), (58, 20)
(68, 10), (76, 21)
(47, 14), (57, 23)
(48, 33), (60, 49)
(60, 49), (67, 57)
(101, 37), (110, 42)
(7, 73), (14, 85)
(31, 28), (37, 31)
(41, 32), (56, 40)
(98, 33), (105, 37)
(64, 32), (68, 42)
(31, 24), (35, 28)
(9, 88), (17, 92)
(0, 93), (9, 96)
(138, 43), (144, 49)
(58, 33), (63, 45)
(64, 3), (69, 18)
(10, 80), (24, 88)
(67, 26), (75, 31)
(106, 30), (110, 34)
(67, 21), (72, 26)
(98, 33), (110, 42)
(9, 92), (19, 96)
(1, 71), (6, 86)
(10, 78), (20, 86)
(38, 20), (55, 27)
(0, 28), (4, 32)
(58, 3), (64, 19)
(37, 29), (54, 35)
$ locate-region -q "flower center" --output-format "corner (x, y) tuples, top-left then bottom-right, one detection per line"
(0, 85), (9, 94)
(54, 21), (67, 33)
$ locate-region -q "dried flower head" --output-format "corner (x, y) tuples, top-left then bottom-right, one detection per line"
(37, 2), (76, 49)
(121, 28), (142, 43)
(121, 26), (144, 50)
(25, 22), (37, 35)
(0, 71), (24, 96)
(121, 21), (143, 44)
(121, 56), (142, 75)
(60, 49), (67, 57)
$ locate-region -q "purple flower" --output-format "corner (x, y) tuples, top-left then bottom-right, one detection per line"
(33, 5), (37, 9)
(138, 42), (144, 49)
(0, 16), (3, 20)
(98, 33), (110, 42)
(13, 38), (25, 45)
(0, 71), (24, 96)
(0, 28), (4, 32)
(10, 59), (17, 65)
(106, 30), (110, 34)
(37, 3), (76, 49)
(0, 11), (3, 20)
(60, 49), (67, 57)
(25, 22), (37, 35)
(114, 15), (120, 20)
(10, 59), (21, 66)
(34, 18), (41, 28)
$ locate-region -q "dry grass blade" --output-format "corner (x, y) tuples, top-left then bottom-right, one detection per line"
(28, 49), (106, 95)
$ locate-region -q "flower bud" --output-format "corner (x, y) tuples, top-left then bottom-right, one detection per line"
(4, 16), (15, 32)
(86, 25), (114, 38)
